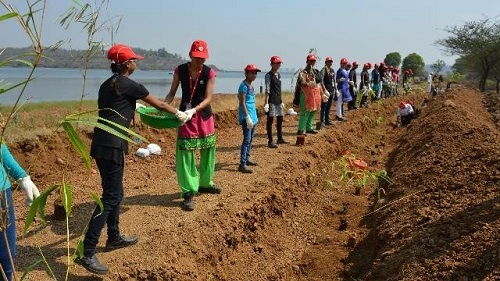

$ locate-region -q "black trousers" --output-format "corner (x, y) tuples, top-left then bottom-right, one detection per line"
(266, 115), (284, 142)
(83, 156), (124, 257)
(320, 93), (334, 122)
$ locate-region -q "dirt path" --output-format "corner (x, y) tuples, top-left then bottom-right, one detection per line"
(12, 86), (500, 281)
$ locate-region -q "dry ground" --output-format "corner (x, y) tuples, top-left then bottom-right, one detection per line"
(8, 86), (500, 280)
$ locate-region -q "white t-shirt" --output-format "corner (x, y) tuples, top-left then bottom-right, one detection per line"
(397, 104), (414, 117)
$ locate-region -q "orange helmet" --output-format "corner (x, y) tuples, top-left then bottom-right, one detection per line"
(340, 58), (348, 65)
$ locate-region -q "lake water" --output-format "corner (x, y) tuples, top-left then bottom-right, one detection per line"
(0, 67), (296, 105)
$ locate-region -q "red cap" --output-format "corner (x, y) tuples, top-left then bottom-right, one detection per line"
(306, 54), (316, 62)
(346, 61), (352, 67)
(244, 64), (261, 72)
(189, 39), (209, 59)
(270, 56), (282, 64)
(399, 101), (406, 109)
(353, 61), (359, 67)
(107, 44), (144, 64)
(340, 58), (348, 65)
(325, 56), (333, 62)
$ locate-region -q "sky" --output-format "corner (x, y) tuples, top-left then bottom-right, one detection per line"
(1, 0), (500, 71)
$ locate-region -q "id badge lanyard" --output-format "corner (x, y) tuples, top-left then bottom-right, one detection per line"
(186, 66), (202, 110)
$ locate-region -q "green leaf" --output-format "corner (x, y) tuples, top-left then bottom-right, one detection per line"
(20, 258), (43, 281)
(90, 192), (103, 214)
(61, 182), (73, 218)
(24, 184), (58, 234)
(0, 12), (17, 22)
(61, 122), (91, 169)
(73, 239), (85, 260)
(12, 59), (34, 68)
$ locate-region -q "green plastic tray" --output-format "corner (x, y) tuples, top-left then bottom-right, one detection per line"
(137, 107), (182, 129)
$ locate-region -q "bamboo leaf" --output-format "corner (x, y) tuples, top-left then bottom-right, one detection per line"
(90, 192), (103, 214)
(61, 182), (73, 218)
(20, 259), (43, 281)
(73, 239), (84, 260)
(0, 12), (17, 22)
(24, 184), (58, 234)
(12, 59), (34, 68)
(61, 122), (91, 169)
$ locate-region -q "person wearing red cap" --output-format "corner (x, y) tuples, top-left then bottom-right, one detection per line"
(294, 54), (324, 145)
(391, 68), (400, 96)
(402, 70), (411, 94)
(319, 56), (336, 126)
(359, 63), (371, 108)
(335, 58), (352, 121)
(264, 56), (288, 148)
(396, 101), (415, 127)
(164, 40), (220, 211)
(348, 61), (359, 110)
(238, 64), (261, 173)
(78, 44), (187, 274)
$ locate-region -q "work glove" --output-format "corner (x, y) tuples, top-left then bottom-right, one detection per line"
(19, 176), (40, 206)
(264, 103), (269, 113)
(135, 103), (147, 110)
(339, 77), (346, 82)
(281, 103), (285, 110)
(174, 110), (188, 123)
(348, 81), (354, 86)
(185, 108), (197, 121)
(322, 91), (330, 102)
(245, 115), (254, 129)
(335, 89), (341, 98)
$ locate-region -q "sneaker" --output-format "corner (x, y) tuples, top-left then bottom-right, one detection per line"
(198, 185), (222, 194)
(75, 255), (109, 275)
(104, 235), (138, 252)
(277, 139), (289, 144)
(306, 130), (318, 134)
(325, 120), (334, 125)
(336, 116), (347, 122)
(182, 193), (195, 211)
(238, 164), (253, 174)
(268, 141), (278, 148)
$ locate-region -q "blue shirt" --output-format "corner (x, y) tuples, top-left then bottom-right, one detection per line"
(0, 144), (27, 191)
(237, 81), (258, 125)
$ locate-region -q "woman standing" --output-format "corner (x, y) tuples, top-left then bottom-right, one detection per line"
(78, 44), (186, 275)
(164, 40), (221, 211)
(238, 64), (260, 173)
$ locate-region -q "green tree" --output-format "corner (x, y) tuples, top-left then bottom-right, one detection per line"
(436, 17), (500, 92)
(402, 53), (425, 77)
(384, 52), (401, 68)
(430, 59), (446, 74)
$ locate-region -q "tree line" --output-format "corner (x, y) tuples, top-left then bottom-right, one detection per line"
(0, 46), (220, 71)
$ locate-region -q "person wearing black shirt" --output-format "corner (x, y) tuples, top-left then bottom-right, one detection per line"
(348, 61), (359, 110)
(319, 56), (336, 126)
(264, 56), (288, 148)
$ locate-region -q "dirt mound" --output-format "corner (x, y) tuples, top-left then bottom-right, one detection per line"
(344, 86), (500, 280)
(11, 87), (499, 280)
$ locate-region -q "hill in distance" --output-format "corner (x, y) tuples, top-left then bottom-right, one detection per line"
(0, 46), (221, 71)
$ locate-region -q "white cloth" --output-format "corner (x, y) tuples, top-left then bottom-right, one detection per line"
(287, 108), (298, 116)
(146, 143), (161, 155)
(135, 148), (150, 158)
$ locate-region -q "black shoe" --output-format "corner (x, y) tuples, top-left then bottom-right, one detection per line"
(325, 120), (334, 125)
(238, 164), (253, 173)
(104, 235), (138, 252)
(336, 116), (347, 122)
(246, 159), (257, 166)
(182, 193), (195, 211)
(75, 255), (109, 275)
(277, 139), (289, 144)
(306, 130), (318, 134)
(268, 141), (278, 148)
(198, 185), (222, 194)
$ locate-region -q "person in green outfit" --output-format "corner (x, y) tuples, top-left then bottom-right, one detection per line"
(164, 40), (221, 211)
(294, 54), (325, 145)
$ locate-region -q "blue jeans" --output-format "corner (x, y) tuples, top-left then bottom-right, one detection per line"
(320, 93), (334, 123)
(0, 189), (16, 281)
(83, 156), (124, 257)
(240, 124), (256, 165)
